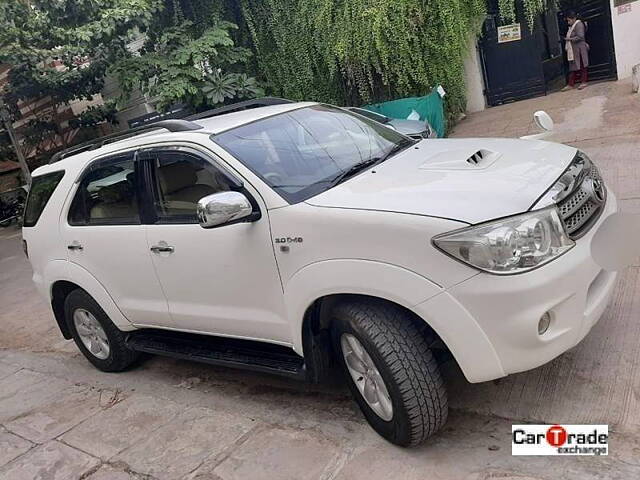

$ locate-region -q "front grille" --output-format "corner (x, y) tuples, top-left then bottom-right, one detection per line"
(557, 162), (606, 239)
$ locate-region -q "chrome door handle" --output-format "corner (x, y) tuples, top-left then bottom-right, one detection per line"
(67, 242), (83, 251)
(150, 244), (175, 254)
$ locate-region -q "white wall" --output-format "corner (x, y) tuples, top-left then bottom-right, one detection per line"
(463, 36), (487, 113)
(611, 1), (640, 78)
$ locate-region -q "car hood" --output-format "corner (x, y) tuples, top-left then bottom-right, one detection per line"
(306, 138), (576, 224)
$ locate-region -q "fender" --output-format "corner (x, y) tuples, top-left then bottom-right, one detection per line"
(285, 259), (443, 355)
(43, 260), (135, 330)
(285, 258), (504, 383)
(413, 292), (504, 383)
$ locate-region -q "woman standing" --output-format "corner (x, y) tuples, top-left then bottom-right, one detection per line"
(562, 11), (589, 90)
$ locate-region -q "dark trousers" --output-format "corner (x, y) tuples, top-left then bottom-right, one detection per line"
(569, 67), (588, 86)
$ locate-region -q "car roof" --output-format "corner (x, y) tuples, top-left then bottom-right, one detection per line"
(32, 101), (317, 177)
(194, 101), (316, 133)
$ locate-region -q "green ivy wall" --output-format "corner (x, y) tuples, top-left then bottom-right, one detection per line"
(236, 0), (487, 123)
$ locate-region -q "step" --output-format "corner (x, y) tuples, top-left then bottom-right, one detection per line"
(125, 329), (306, 380)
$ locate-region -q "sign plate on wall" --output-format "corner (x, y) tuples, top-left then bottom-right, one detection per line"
(498, 23), (522, 43)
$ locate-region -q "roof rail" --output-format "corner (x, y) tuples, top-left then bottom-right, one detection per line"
(48, 119), (203, 164)
(186, 97), (294, 121)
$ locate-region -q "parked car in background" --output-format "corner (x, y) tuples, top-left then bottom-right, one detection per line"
(345, 106), (437, 139)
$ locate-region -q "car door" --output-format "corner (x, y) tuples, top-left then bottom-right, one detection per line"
(141, 145), (290, 344)
(61, 150), (171, 326)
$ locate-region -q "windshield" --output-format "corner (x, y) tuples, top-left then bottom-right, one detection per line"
(213, 105), (412, 203)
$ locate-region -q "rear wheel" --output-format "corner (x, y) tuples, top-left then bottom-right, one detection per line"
(65, 289), (140, 372)
(331, 299), (447, 446)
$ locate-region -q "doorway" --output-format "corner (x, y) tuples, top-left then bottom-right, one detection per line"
(479, 0), (617, 107)
(558, 0), (618, 82)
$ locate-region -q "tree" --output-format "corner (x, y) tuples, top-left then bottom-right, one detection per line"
(112, 1), (263, 111)
(0, 0), (162, 152)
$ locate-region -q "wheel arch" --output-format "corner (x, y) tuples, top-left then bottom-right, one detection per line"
(284, 259), (449, 382)
(45, 260), (134, 339)
(300, 293), (451, 382)
(50, 280), (80, 339)
(286, 259), (504, 384)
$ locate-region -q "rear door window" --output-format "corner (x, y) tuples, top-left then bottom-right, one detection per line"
(68, 153), (140, 225)
(23, 171), (65, 227)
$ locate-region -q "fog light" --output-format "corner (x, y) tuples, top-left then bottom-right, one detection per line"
(538, 312), (551, 335)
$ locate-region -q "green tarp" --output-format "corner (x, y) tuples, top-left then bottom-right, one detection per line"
(363, 87), (446, 138)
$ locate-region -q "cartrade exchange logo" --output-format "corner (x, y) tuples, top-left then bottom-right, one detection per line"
(512, 425), (608, 456)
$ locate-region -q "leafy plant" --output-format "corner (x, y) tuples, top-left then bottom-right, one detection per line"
(201, 71), (265, 104)
(237, 0), (487, 125)
(112, 11), (262, 111)
(69, 101), (120, 129)
(234, 74), (264, 98)
(202, 71), (239, 105)
(496, 0), (552, 28)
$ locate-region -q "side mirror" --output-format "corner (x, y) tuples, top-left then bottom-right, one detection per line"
(520, 111), (555, 140)
(534, 111), (554, 132)
(197, 191), (253, 229)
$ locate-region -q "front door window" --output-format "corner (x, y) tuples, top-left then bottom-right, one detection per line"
(147, 149), (234, 223)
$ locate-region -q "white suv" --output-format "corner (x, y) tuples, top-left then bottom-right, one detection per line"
(22, 100), (618, 446)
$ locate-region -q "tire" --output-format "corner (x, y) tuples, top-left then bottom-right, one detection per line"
(64, 289), (140, 372)
(331, 299), (448, 447)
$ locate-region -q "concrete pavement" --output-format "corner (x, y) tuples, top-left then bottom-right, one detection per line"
(1, 79), (639, 479)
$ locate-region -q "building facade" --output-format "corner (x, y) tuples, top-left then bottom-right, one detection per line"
(465, 0), (639, 112)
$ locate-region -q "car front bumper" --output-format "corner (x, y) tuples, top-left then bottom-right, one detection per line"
(415, 191), (619, 383)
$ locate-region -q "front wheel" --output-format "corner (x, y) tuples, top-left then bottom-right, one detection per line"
(331, 299), (448, 447)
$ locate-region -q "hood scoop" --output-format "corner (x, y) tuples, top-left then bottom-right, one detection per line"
(419, 148), (501, 171)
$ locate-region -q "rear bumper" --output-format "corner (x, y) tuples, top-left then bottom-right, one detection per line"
(416, 192), (618, 383)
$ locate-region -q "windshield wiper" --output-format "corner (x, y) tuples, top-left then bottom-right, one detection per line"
(328, 141), (413, 187)
(377, 140), (414, 164)
(328, 157), (380, 187)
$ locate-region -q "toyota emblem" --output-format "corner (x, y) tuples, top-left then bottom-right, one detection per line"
(588, 178), (606, 205)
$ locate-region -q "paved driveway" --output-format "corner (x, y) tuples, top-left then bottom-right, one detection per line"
(1, 80), (639, 479)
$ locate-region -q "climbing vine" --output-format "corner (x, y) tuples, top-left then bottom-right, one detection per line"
(238, 0), (486, 120)
(497, 0), (553, 29)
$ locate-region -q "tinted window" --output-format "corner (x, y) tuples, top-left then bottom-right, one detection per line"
(213, 105), (411, 203)
(149, 150), (233, 223)
(23, 171), (65, 227)
(69, 154), (140, 225)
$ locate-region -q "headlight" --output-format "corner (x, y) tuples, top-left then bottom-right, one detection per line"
(432, 207), (574, 275)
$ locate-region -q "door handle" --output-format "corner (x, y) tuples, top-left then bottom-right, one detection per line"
(150, 244), (175, 254)
(67, 242), (83, 251)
